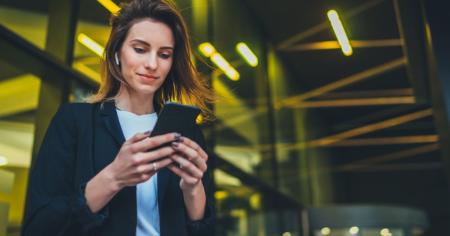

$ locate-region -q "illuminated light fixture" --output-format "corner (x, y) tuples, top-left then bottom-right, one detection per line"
(307, 109), (432, 147)
(73, 62), (101, 83)
(282, 232), (292, 236)
(290, 96), (416, 108)
(280, 58), (406, 107)
(78, 33), (105, 57)
(380, 228), (392, 236)
(97, 0), (120, 14)
(199, 42), (240, 81)
(349, 226), (359, 235)
(327, 10), (353, 56)
(210, 52), (240, 81)
(198, 42), (216, 57)
(249, 193), (261, 209)
(0, 155), (8, 166)
(214, 191), (229, 200)
(236, 42), (258, 67)
(320, 227), (331, 235)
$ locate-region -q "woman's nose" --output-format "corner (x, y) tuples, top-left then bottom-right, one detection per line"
(145, 53), (158, 70)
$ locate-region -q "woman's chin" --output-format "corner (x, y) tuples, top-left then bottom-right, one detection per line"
(136, 86), (159, 96)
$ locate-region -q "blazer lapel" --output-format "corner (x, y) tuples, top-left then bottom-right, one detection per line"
(99, 100), (137, 235)
(158, 168), (171, 206)
(100, 100), (126, 146)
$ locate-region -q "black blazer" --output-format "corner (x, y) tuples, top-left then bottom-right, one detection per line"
(22, 101), (214, 236)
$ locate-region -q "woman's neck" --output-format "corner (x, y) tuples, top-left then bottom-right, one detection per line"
(114, 86), (155, 115)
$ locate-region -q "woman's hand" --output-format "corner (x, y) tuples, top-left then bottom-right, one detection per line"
(167, 136), (208, 193)
(85, 131), (180, 213)
(167, 136), (209, 220)
(106, 131), (181, 190)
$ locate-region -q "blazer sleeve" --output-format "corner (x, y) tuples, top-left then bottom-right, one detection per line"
(22, 104), (108, 235)
(186, 125), (215, 236)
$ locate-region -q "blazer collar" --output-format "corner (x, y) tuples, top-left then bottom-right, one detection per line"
(100, 100), (125, 146)
(100, 99), (171, 205)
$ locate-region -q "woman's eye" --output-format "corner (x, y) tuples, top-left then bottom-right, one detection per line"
(133, 48), (145, 53)
(160, 53), (172, 59)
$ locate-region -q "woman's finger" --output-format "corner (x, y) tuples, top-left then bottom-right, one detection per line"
(190, 156), (207, 172)
(171, 142), (207, 171)
(167, 164), (199, 184)
(136, 146), (176, 164)
(135, 156), (174, 174)
(124, 131), (151, 145)
(178, 136), (208, 161)
(170, 154), (203, 179)
(171, 142), (198, 162)
(130, 132), (180, 153)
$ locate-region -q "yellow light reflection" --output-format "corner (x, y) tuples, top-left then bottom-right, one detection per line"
(381, 228), (392, 236)
(327, 10), (353, 56)
(289, 96), (415, 108)
(0, 155), (8, 166)
(196, 114), (203, 124)
(249, 193), (261, 210)
(321, 227), (331, 235)
(307, 109), (432, 147)
(280, 58), (406, 108)
(214, 190), (229, 200)
(198, 42), (216, 57)
(211, 53), (240, 81)
(97, 0), (120, 14)
(73, 62), (101, 83)
(349, 226), (359, 235)
(77, 33), (105, 57)
(198, 42), (240, 81)
(236, 42), (258, 67)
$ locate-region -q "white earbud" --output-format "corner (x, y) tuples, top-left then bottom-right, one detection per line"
(114, 52), (120, 66)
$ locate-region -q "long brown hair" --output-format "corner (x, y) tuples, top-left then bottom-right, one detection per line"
(86, 0), (214, 121)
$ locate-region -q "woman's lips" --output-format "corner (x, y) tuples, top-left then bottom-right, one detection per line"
(137, 73), (158, 81)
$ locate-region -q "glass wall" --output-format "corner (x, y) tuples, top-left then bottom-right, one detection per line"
(0, 0), (337, 235)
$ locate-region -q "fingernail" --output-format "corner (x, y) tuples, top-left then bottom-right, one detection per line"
(172, 141), (180, 148)
(143, 130), (151, 136)
(174, 133), (181, 140)
(178, 137), (184, 143)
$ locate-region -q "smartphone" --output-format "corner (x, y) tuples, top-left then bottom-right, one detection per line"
(149, 102), (201, 138)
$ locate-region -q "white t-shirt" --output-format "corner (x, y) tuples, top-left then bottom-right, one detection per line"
(116, 109), (160, 236)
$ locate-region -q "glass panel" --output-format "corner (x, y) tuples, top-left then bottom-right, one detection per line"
(212, 0), (275, 186)
(313, 227), (405, 236)
(0, 60), (39, 236)
(0, 0), (49, 49)
(214, 169), (301, 236)
(72, 0), (112, 84)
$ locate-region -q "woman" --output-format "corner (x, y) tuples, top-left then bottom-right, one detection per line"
(22, 0), (214, 235)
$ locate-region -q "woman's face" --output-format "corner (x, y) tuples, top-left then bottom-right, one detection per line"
(118, 18), (175, 97)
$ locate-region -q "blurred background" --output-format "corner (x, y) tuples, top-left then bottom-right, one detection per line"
(0, 0), (449, 235)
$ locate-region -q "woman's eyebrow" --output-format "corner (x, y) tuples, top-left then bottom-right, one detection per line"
(160, 46), (174, 50)
(130, 39), (174, 50)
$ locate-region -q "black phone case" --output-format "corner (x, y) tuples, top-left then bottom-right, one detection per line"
(150, 102), (201, 138)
